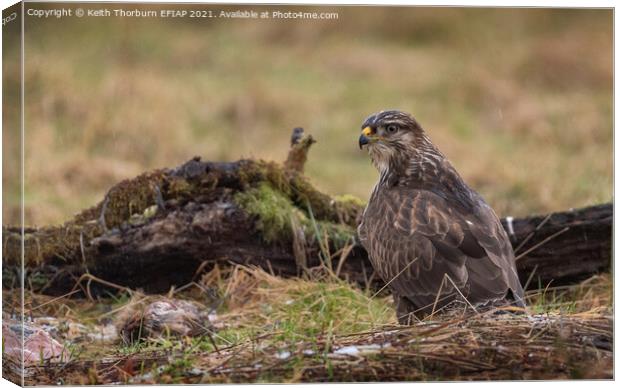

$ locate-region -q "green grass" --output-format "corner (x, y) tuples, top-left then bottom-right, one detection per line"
(90, 267), (395, 383)
(525, 274), (611, 315)
(217, 266), (394, 336)
(115, 266), (394, 356)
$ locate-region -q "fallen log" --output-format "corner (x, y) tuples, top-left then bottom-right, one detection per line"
(501, 203), (612, 289)
(80, 200), (614, 294)
(2, 129), (612, 295)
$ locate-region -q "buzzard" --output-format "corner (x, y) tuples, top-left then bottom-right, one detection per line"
(357, 110), (525, 324)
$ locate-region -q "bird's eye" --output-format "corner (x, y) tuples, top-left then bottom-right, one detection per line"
(386, 125), (398, 134)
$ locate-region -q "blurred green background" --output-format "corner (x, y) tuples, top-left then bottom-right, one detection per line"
(4, 5), (612, 226)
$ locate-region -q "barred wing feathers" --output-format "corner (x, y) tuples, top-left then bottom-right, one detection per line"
(359, 189), (524, 314)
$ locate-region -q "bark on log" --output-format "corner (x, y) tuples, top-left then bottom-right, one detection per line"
(2, 129), (611, 296)
(85, 201), (612, 294)
(501, 203), (612, 289)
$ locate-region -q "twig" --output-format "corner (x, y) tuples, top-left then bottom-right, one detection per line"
(30, 289), (82, 311)
(70, 273), (133, 301)
(370, 257), (419, 299)
(98, 195), (110, 233)
(153, 184), (166, 211)
(516, 227), (570, 260)
(523, 264), (539, 291)
(514, 214), (552, 254)
(79, 232), (91, 275)
(335, 243), (354, 278)
(445, 274), (478, 313)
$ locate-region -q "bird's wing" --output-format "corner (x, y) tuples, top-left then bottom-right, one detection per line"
(464, 198), (525, 305)
(363, 188), (521, 311)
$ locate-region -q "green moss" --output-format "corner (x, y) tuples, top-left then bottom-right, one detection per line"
(11, 157), (364, 268)
(143, 205), (158, 219)
(333, 194), (366, 225)
(234, 182), (300, 243)
(73, 170), (167, 228)
(334, 194), (365, 208)
(236, 160), (293, 196)
(315, 222), (356, 251)
(234, 182), (357, 251)
(235, 160), (365, 229)
(7, 169), (170, 267)
(166, 176), (193, 197)
(289, 176), (330, 218)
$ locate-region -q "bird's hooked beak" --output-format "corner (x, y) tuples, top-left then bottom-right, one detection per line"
(359, 126), (373, 149)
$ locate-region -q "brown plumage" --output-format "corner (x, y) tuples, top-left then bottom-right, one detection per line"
(357, 110), (525, 324)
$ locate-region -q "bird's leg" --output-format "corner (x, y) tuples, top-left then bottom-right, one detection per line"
(444, 274), (478, 314)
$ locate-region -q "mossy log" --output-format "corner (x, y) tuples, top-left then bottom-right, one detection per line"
(2, 130), (612, 295)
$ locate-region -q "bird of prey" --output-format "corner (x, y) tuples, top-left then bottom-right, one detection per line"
(357, 110), (525, 324)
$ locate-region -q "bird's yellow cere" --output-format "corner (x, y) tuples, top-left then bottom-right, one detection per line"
(362, 126), (373, 136)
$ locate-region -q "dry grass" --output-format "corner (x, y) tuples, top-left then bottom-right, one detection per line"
(7, 266), (612, 384)
(2, 7), (612, 226)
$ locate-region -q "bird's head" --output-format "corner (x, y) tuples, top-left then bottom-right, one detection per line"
(358, 110), (426, 172)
